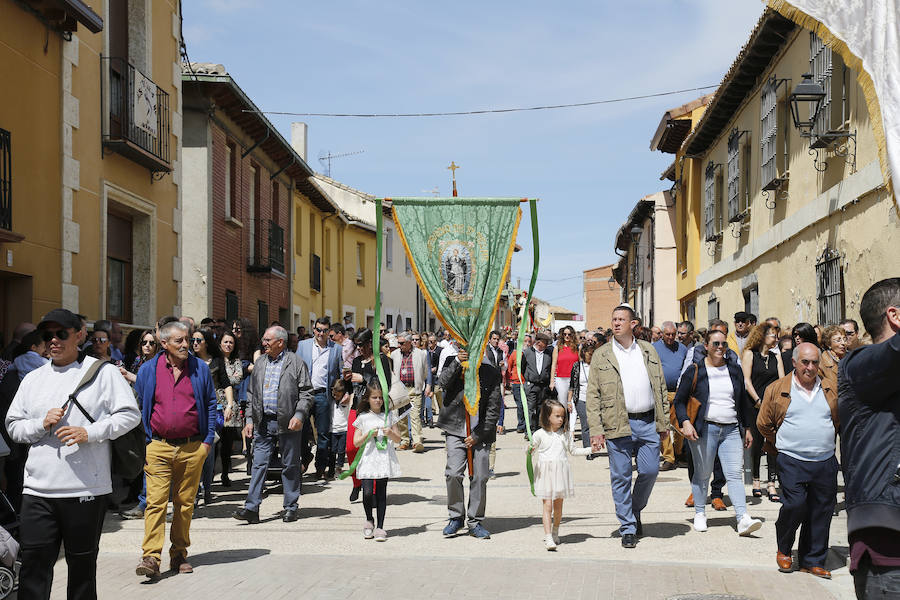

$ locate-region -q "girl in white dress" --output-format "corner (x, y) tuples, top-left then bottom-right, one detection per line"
(352, 383), (401, 541)
(529, 398), (591, 550)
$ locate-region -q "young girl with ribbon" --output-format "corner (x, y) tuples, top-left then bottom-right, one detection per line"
(352, 383), (401, 542)
(529, 398), (591, 550)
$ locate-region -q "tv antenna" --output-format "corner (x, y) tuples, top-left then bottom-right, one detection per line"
(318, 149), (364, 177)
(421, 187), (440, 197)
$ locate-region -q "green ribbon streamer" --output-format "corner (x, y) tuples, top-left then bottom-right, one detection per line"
(338, 430), (374, 480)
(517, 199), (540, 496)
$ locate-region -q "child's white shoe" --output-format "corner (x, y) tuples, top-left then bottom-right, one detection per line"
(551, 528), (560, 545)
(544, 534), (557, 551)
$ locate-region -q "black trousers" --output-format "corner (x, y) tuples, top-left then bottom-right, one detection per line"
(776, 453), (838, 568)
(854, 555), (900, 600)
(19, 493), (108, 600)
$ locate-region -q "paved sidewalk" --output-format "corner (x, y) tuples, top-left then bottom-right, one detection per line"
(45, 399), (855, 599)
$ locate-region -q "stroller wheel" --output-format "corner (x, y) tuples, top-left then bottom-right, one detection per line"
(0, 566), (15, 599)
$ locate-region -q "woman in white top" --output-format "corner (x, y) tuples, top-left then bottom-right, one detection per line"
(675, 329), (762, 536)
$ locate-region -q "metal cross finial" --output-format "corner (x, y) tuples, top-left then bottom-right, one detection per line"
(447, 161), (460, 197)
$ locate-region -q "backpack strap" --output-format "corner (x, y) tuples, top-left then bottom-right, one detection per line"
(64, 359), (112, 424)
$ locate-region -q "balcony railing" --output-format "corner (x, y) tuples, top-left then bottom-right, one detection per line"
(102, 56), (171, 173)
(269, 221), (285, 273)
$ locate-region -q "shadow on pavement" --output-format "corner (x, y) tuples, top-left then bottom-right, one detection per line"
(388, 493), (430, 506)
(189, 548), (271, 566)
(490, 471), (519, 479)
(486, 515), (586, 535)
(559, 532), (598, 544)
(302, 506), (351, 519)
(640, 522), (691, 538)
(388, 524), (429, 538)
(392, 476), (429, 483)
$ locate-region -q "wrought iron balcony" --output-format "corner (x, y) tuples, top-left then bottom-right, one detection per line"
(247, 220), (285, 274)
(101, 56), (171, 174)
(269, 220), (285, 273)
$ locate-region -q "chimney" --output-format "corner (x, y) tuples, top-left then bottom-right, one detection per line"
(291, 122), (308, 161)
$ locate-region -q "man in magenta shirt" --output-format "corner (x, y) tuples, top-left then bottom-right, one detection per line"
(134, 320), (216, 578)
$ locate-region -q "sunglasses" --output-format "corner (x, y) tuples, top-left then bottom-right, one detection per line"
(314, 327), (329, 333)
(710, 341), (728, 348)
(42, 329), (72, 342)
(191, 338), (204, 344)
(90, 337), (109, 344)
(141, 339), (157, 346)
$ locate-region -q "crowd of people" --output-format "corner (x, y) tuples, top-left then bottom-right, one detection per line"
(0, 276), (896, 600)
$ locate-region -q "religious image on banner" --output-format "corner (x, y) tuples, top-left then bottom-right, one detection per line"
(389, 198), (522, 415)
(134, 70), (158, 137)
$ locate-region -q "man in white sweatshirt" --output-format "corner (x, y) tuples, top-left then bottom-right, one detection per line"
(6, 308), (141, 600)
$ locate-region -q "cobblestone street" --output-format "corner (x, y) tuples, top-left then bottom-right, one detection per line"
(48, 401), (854, 600)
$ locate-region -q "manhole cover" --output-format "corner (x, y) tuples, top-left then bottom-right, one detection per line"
(667, 595), (758, 600)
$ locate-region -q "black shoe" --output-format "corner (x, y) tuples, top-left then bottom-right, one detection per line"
(232, 508), (260, 524)
(282, 508), (300, 522)
(221, 475), (231, 488)
(621, 533), (637, 548)
(636, 518), (643, 538)
(349, 486), (361, 502)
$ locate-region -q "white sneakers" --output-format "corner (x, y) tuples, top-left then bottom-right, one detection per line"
(551, 528), (560, 545)
(693, 513), (708, 532)
(737, 514), (762, 536)
(544, 534), (557, 551)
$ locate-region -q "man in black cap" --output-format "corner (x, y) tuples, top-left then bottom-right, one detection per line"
(728, 312), (752, 355)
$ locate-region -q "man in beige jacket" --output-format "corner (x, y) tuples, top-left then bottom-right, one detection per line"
(390, 332), (432, 452)
(586, 305), (669, 549)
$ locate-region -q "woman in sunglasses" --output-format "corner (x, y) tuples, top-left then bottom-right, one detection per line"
(120, 329), (158, 385)
(675, 329), (762, 536)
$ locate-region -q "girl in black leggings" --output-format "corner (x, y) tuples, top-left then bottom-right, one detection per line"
(351, 384), (401, 541)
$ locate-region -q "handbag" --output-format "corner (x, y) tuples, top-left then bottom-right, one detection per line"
(669, 363), (701, 437)
(388, 379), (411, 410)
(66, 359), (146, 479)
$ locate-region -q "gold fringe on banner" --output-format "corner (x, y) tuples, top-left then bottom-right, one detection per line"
(767, 0), (897, 213)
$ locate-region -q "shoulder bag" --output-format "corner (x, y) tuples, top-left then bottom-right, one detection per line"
(66, 359), (146, 479)
(669, 362), (701, 437)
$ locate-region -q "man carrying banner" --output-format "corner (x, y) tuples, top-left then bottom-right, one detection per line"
(437, 348), (502, 539)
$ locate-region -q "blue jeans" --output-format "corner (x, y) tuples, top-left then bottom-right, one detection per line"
(302, 390), (332, 473)
(510, 383), (525, 432)
(245, 419), (303, 512)
(605, 414), (660, 535)
(688, 422), (747, 519)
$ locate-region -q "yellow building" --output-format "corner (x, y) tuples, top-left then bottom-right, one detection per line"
(0, 0), (182, 335)
(660, 9), (899, 328)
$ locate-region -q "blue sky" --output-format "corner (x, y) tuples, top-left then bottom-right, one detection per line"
(183, 0), (764, 316)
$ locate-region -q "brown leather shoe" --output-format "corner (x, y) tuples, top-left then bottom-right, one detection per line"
(799, 566), (831, 579)
(659, 461), (676, 471)
(776, 551), (793, 572)
(135, 556), (160, 578)
(684, 493), (694, 508)
(170, 554), (193, 574)
(711, 497), (727, 511)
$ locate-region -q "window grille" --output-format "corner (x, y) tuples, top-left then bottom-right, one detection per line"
(727, 131), (741, 221)
(707, 295), (719, 323)
(760, 80), (778, 188)
(704, 162), (720, 241)
(810, 33), (833, 138)
(816, 249), (844, 325)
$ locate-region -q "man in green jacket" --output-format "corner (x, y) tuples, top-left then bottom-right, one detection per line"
(586, 305), (669, 549)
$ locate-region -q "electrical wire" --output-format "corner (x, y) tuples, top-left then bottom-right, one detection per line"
(243, 84), (717, 118)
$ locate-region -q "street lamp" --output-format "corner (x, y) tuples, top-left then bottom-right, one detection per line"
(630, 225), (643, 242)
(789, 73), (826, 137)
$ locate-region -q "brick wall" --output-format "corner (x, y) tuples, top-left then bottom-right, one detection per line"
(209, 123), (289, 327)
(584, 264), (621, 331)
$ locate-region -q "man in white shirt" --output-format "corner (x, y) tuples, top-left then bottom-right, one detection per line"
(585, 305), (669, 549)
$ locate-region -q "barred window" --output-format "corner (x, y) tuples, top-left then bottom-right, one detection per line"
(816, 249), (844, 325)
(704, 162), (716, 241)
(727, 131), (741, 221)
(810, 33), (833, 138)
(707, 295), (719, 323)
(760, 80), (778, 188)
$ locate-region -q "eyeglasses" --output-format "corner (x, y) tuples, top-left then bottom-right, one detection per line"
(191, 338), (204, 344)
(41, 328), (72, 342)
(710, 341), (728, 348)
(141, 339), (157, 346)
(232, 327), (242, 332)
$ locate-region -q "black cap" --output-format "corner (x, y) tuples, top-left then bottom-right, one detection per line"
(733, 311), (750, 322)
(38, 308), (82, 330)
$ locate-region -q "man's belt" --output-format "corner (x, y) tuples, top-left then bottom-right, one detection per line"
(152, 433), (203, 445)
(312, 387), (326, 394)
(627, 410), (654, 420)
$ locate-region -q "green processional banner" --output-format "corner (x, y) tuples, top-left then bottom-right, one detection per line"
(388, 198), (522, 416)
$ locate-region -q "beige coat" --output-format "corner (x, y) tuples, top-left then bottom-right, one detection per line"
(390, 347), (430, 394)
(585, 338), (669, 440)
